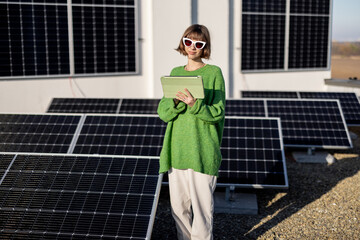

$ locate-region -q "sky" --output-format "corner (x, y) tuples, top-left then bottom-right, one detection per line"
(332, 0), (360, 42)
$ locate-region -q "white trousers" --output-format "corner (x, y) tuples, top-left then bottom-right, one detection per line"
(168, 168), (217, 240)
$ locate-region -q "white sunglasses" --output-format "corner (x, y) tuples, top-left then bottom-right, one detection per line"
(182, 37), (206, 50)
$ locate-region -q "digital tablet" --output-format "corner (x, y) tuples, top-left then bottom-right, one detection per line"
(160, 76), (204, 99)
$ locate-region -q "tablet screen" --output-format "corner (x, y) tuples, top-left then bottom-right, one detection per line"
(160, 76), (204, 99)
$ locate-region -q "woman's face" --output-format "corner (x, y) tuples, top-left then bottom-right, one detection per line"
(184, 37), (204, 61)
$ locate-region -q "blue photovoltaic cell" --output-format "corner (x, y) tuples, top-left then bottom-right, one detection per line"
(219, 117), (288, 188)
(0, 154), (161, 239)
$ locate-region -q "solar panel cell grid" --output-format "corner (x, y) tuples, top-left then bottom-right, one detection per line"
(0, 3), (70, 77)
(72, 5), (136, 74)
(241, 14), (285, 70)
(73, 115), (166, 156)
(241, 91), (299, 99)
(225, 99), (266, 117)
(289, 15), (329, 69)
(242, 0), (286, 13)
(219, 117), (287, 188)
(0, 154), (161, 239)
(119, 99), (160, 114)
(300, 92), (360, 125)
(267, 100), (351, 148)
(48, 98), (121, 114)
(0, 114), (81, 154)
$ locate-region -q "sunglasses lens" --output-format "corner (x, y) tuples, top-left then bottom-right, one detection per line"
(195, 42), (204, 49)
(184, 39), (192, 47)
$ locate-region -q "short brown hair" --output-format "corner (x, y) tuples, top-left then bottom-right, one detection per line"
(176, 24), (211, 59)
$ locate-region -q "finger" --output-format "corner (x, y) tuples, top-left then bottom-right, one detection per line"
(176, 93), (184, 100)
(184, 88), (193, 99)
(177, 91), (187, 99)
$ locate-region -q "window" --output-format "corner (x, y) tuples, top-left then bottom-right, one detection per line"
(0, 0), (138, 79)
(241, 0), (330, 72)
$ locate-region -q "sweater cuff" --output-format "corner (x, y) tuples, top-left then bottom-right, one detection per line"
(189, 99), (202, 115)
(171, 101), (186, 113)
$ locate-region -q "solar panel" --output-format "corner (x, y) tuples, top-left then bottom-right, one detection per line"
(299, 92), (360, 126)
(241, 13), (285, 70)
(226, 99), (266, 117)
(72, 1), (137, 74)
(266, 99), (352, 148)
(226, 99), (352, 149)
(47, 98), (121, 114)
(241, 91), (360, 126)
(219, 117), (288, 188)
(0, 2), (70, 77)
(241, 0), (330, 71)
(241, 91), (299, 99)
(118, 99), (160, 115)
(72, 114), (166, 156)
(0, 113), (82, 153)
(289, 15), (329, 69)
(0, 153), (162, 239)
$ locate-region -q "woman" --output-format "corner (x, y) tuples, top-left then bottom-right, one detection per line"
(157, 24), (226, 240)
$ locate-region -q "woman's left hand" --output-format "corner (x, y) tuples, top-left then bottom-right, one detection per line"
(176, 88), (196, 107)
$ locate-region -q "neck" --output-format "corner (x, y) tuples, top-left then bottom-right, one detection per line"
(185, 59), (205, 71)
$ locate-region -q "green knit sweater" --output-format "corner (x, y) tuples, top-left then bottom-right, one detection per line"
(157, 64), (226, 176)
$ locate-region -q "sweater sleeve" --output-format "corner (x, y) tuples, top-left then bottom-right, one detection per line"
(188, 68), (225, 124)
(157, 97), (186, 123)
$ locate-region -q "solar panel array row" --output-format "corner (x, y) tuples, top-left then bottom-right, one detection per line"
(0, 113), (288, 188)
(49, 97), (353, 149)
(241, 91), (360, 126)
(47, 98), (160, 114)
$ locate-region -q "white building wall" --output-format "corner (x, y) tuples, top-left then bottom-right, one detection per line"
(1, 0), (358, 113)
(197, 0), (229, 98)
(151, 0), (192, 98)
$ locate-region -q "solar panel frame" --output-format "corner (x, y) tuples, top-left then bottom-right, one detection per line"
(218, 116), (288, 189)
(0, 153), (163, 240)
